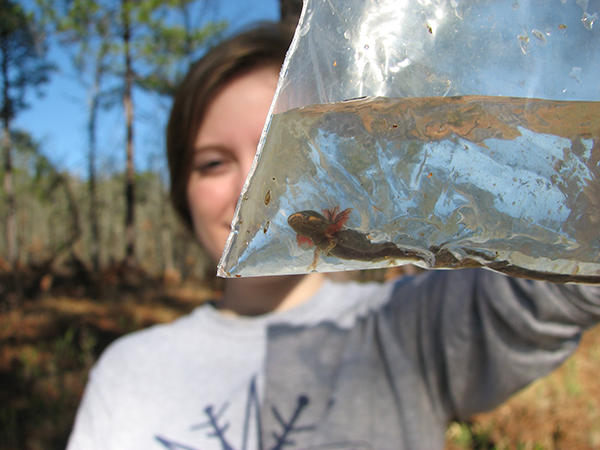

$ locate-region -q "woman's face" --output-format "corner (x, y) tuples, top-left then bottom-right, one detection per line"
(187, 66), (279, 262)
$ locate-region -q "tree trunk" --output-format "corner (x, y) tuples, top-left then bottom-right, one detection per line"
(122, 0), (136, 269)
(2, 120), (16, 268)
(1, 42), (16, 268)
(88, 65), (101, 271)
(46, 172), (82, 266)
(279, 0), (303, 25)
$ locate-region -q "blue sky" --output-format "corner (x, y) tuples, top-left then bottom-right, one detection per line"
(14, 0), (280, 177)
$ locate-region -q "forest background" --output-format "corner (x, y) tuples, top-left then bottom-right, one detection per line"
(1, 0), (599, 449)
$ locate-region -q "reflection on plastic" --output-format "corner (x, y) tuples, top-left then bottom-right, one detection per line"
(218, 0), (600, 282)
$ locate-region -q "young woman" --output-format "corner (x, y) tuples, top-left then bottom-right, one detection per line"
(67, 22), (600, 450)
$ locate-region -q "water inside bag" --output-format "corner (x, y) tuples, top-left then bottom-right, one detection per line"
(218, 95), (600, 282)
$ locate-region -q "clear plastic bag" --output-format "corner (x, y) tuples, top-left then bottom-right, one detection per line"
(218, 0), (600, 282)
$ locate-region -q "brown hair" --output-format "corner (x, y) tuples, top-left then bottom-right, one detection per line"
(167, 22), (295, 232)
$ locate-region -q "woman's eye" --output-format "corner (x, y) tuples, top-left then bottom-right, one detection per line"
(194, 158), (229, 176)
(200, 160), (222, 171)
(192, 147), (235, 176)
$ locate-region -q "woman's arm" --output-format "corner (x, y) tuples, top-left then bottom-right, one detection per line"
(386, 268), (600, 420)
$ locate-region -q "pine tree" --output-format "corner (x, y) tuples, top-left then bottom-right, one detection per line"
(0, 0), (53, 268)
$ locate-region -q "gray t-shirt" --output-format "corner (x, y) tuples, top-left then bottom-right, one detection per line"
(67, 269), (600, 450)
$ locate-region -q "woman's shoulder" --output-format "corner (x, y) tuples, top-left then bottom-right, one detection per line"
(290, 276), (402, 328)
(312, 269), (473, 322)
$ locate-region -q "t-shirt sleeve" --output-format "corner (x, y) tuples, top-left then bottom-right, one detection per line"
(65, 328), (149, 450)
(66, 360), (114, 450)
(386, 268), (600, 420)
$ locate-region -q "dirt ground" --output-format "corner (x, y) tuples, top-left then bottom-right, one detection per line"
(1, 265), (599, 450)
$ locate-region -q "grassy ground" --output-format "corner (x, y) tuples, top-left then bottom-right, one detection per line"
(1, 266), (599, 450)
